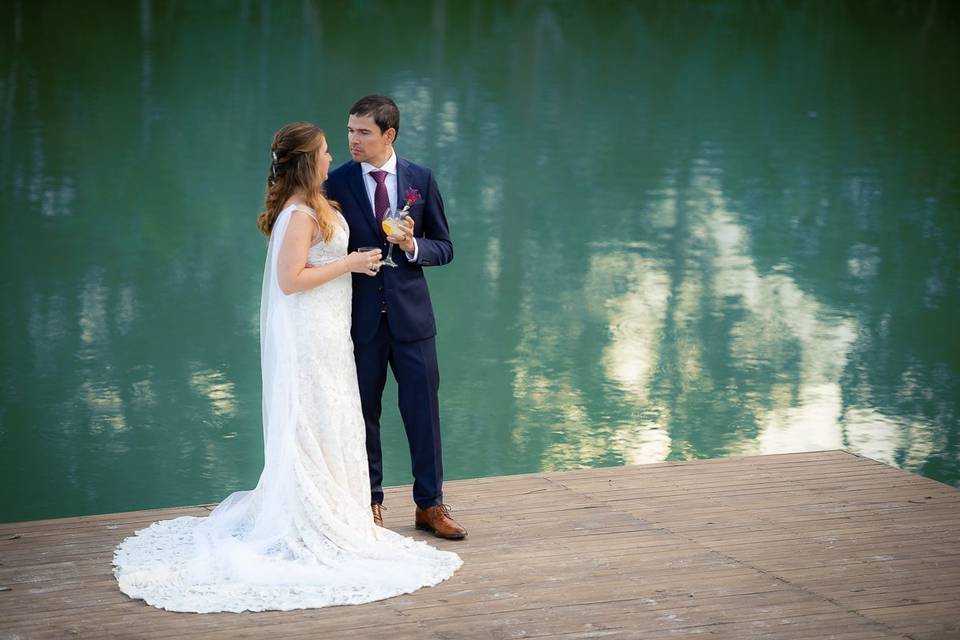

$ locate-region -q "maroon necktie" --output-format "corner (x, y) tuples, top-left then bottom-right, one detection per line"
(370, 170), (390, 224)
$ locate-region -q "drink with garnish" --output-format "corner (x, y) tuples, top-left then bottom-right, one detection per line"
(380, 207), (403, 268)
(380, 187), (421, 268)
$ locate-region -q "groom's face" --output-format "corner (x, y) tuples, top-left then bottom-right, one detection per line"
(348, 114), (395, 166)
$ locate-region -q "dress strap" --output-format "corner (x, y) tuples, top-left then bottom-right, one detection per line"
(286, 204), (321, 235)
(288, 204), (319, 222)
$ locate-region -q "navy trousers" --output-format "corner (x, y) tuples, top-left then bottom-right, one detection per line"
(354, 314), (444, 510)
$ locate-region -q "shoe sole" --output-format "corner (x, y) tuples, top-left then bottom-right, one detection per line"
(415, 522), (467, 540)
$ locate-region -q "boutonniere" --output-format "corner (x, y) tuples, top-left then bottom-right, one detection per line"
(401, 187), (421, 214)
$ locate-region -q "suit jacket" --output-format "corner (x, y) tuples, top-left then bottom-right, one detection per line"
(325, 156), (453, 345)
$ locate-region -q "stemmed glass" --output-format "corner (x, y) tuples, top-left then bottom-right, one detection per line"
(380, 206), (404, 268)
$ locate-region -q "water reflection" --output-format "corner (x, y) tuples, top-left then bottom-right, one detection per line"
(78, 268), (108, 346)
(574, 164), (869, 465)
(188, 365), (238, 420)
(842, 406), (935, 471)
(589, 251), (670, 407)
(80, 380), (127, 435)
(0, 0), (957, 523)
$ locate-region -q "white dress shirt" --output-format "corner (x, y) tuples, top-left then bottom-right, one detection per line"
(360, 150), (417, 262)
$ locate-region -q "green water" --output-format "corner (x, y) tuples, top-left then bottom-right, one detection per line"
(2, 1), (958, 523)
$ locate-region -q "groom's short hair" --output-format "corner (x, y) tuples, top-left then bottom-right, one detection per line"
(350, 94), (400, 138)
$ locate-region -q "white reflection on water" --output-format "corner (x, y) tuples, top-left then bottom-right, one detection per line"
(614, 422), (673, 465)
(115, 285), (139, 335)
(30, 174), (75, 218)
(509, 243), (593, 469)
(480, 174), (504, 289)
(847, 242), (881, 280)
(508, 229), (675, 468)
(130, 377), (157, 410)
(587, 253), (670, 406)
(645, 187), (678, 229)
(699, 184), (862, 458)
(24, 131), (75, 218)
(480, 174), (503, 213)
(391, 80), (432, 157)
(188, 365), (237, 419)
(78, 268), (108, 346)
(437, 100), (459, 148)
(485, 236), (502, 288)
(80, 380), (127, 434)
(842, 406), (934, 470)
(702, 174), (859, 455)
(589, 164), (934, 466)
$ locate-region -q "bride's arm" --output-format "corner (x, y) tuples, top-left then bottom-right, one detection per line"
(277, 211), (380, 295)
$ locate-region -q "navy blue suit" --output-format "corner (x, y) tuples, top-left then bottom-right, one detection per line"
(325, 156), (453, 509)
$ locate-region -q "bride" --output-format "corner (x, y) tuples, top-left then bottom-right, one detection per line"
(113, 122), (463, 613)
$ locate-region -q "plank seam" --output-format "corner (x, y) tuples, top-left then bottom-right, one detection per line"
(548, 472), (922, 640)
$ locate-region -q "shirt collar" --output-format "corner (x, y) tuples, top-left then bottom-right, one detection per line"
(361, 149), (397, 176)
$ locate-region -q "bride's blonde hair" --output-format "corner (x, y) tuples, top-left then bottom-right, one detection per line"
(257, 122), (339, 241)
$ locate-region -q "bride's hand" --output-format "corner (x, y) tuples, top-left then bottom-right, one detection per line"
(345, 249), (382, 276)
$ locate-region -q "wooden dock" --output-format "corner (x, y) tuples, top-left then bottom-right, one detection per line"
(2, 450), (959, 639)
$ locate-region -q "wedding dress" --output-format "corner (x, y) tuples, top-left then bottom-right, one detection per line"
(113, 204), (462, 613)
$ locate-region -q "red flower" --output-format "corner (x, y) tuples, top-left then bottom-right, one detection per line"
(403, 187), (421, 211)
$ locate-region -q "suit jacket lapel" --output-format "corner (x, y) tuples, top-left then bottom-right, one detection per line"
(346, 162), (381, 239)
(396, 157), (410, 212)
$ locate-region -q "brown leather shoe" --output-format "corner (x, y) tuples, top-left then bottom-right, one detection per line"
(372, 503), (385, 527)
(415, 504), (467, 540)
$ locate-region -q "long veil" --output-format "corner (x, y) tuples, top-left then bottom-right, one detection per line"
(142, 208), (310, 588)
(192, 207), (300, 552)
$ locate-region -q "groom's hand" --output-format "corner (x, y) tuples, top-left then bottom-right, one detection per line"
(386, 215), (416, 254)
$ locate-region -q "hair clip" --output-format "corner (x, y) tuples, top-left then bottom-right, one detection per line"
(272, 151), (278, 161)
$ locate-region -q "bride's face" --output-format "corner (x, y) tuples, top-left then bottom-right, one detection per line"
(316, 137), (333, 182)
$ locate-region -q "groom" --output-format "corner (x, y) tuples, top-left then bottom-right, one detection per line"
(325, 94), (466, 540)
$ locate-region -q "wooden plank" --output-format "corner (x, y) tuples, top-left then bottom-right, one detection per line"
(1, 451), (957, 640)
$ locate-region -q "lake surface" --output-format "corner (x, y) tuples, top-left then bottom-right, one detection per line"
(2, 1), (958, 522)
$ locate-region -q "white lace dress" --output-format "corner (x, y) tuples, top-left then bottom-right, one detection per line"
(113, 204), (462, 613)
